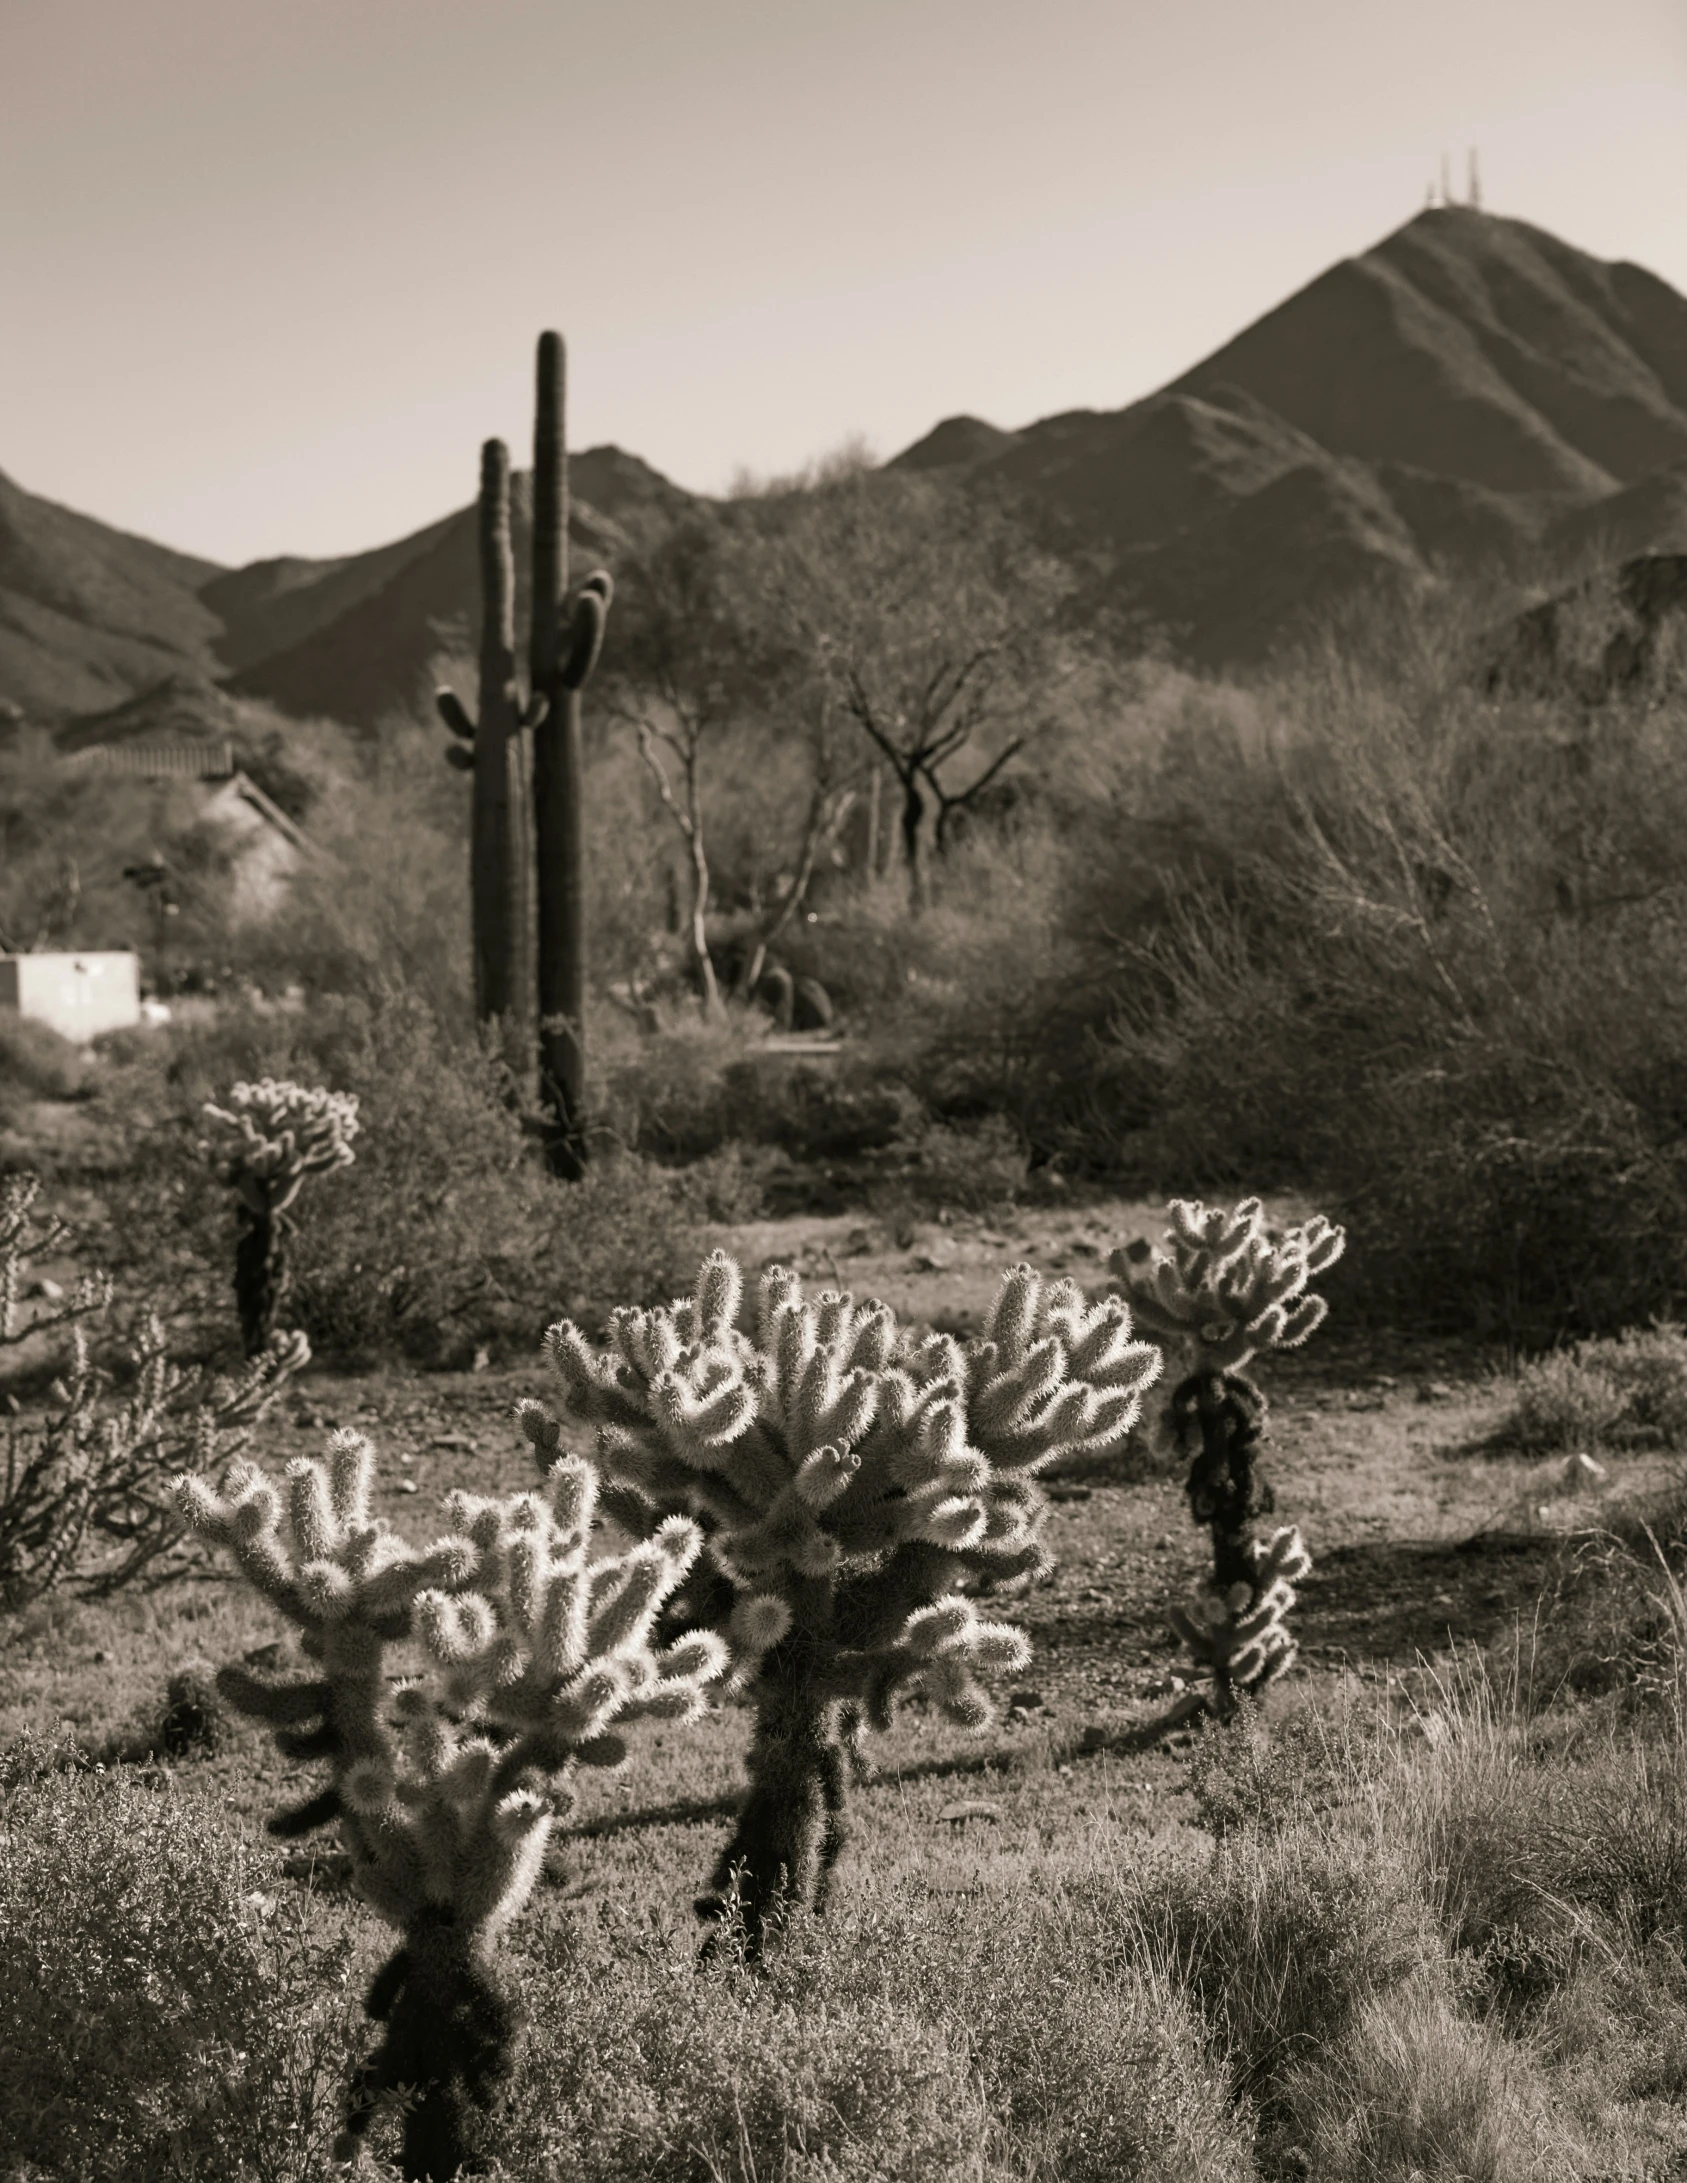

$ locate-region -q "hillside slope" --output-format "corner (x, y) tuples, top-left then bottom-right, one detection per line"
(8, 207), (1687, 718)
(900, 206), (1687, 661)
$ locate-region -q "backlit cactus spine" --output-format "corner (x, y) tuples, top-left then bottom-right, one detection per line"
(203, 1080), (359, 1357)
(529, 1249), (1162, 1956)
(1112, 1198), (1344, 1716)
(174, 1434), (723, 2182)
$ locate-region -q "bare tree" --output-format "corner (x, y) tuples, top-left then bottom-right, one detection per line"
(753, 473), (1075, 911)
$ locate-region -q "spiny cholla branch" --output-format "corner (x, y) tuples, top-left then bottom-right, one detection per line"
(526, 1250), (1162, 1951)
(1112, 1198), (1345, 1712)
(203, 1079), (359, 1356)
(0, 1171), (305, 1608)
(175, 1434), (724, 2177)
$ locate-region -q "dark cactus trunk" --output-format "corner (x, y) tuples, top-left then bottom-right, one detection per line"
(471, 441), (522, 1034)
(339, 1912), (520, 2182)
(233, 1200), (286, 1359)
(698, 1614), (849, 1963)
(1179, 1367), (1272, 1711)
(529, 330), (588, 1180)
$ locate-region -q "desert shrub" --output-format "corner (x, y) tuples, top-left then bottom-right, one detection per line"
(493, 1878), (1252, 2183)
(0, 1013), (88, 1107)
(1279, 1976), (1603, 2183)
(994, 585), (1687, 1339)
(846, 1885), (1253, 2183)
(0, 1172), (303, 1607)
(103, 992), (703, 1361)
(1125, 1823), (1435, 2112)
(898, 1111), (1029, 1213)
(0, 1761), (359, 2183)
(495, 1929), (989, 2183)
(1183, 1691), (1357, 1841)
(1511, 1350), (1629, 1452)
(1583, 1321), (1687, 1442)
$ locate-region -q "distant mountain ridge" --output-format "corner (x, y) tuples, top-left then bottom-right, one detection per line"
(6, 205), (1687, 727)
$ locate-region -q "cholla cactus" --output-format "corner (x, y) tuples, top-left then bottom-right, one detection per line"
(530, 1250), (1162, 1954)
(1112, 1199), (1344, 1717)
(0, 1171), (305, 1607)
(203, 1079), (360, 1356)
(175, 1435), (723, 2181)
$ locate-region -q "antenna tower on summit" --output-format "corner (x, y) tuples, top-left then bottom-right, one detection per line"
(1467, 148), (1482, 209)
(1439, 151), (1452, 206)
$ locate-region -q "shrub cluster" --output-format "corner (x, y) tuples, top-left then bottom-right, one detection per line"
(1511, 1323), (1687, 1452)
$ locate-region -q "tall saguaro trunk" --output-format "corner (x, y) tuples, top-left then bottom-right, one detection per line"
(530, 331), (587, 1178)
(436, 442), (524, 1048)
(473, 443), (521, 1028)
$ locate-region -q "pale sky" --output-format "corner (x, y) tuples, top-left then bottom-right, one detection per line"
(5, 0), (1685, 568)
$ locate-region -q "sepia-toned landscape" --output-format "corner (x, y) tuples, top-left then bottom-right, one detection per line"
(8, 12), (1687, 2174)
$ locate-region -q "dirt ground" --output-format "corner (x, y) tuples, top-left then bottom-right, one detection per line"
(6, 1190), (1663, 1773)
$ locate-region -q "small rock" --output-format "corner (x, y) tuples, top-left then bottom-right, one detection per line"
(431, 1433), (474, 1452)
(395, 1478), (420, 1495)
(1564, 1451), (1607, 1488)
(909, 1252), (952, 1274)
(1416, 1381), (1457, 1403)
(1048, 1484), (1092, 1504)
(1006, 1688), (1045, 1712)
(25, 1276), (64, 1302)
(1430, 1590), (1456, 1609)
(1078, 1723), (1112, 1753)
(938, 1799), (1001, 1825)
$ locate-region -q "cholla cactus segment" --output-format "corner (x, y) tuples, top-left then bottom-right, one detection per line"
(203, 1079), (359, 1359)
(1169, 1526), (1312, 1702)
(175, 1431), (724, 2177)
(1113, 1198), (1341, 1729)
(537, 1251), (1162, 1955)
(1110, 1198), (1345, 1374)
(203, 1078), (361, 1215)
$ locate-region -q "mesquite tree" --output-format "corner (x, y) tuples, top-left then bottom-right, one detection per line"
(175, 1435), (725, 2181)
(203, 1079), (359, 1356)
(752, 472), (1074, 912)
(527, 1249), (1162, 1956)
(1112, 1198), (1345, 1719)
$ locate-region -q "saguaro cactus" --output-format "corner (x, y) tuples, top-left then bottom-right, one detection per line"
(436, 439), (538, 1037)
(203, 1080), (359, 1356)
(174, 1435), (724, 2180)
(1112, 1199), (1344, 1719)
(528, 1250), (1162, 1956)
(529, 329), (613, 1178)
